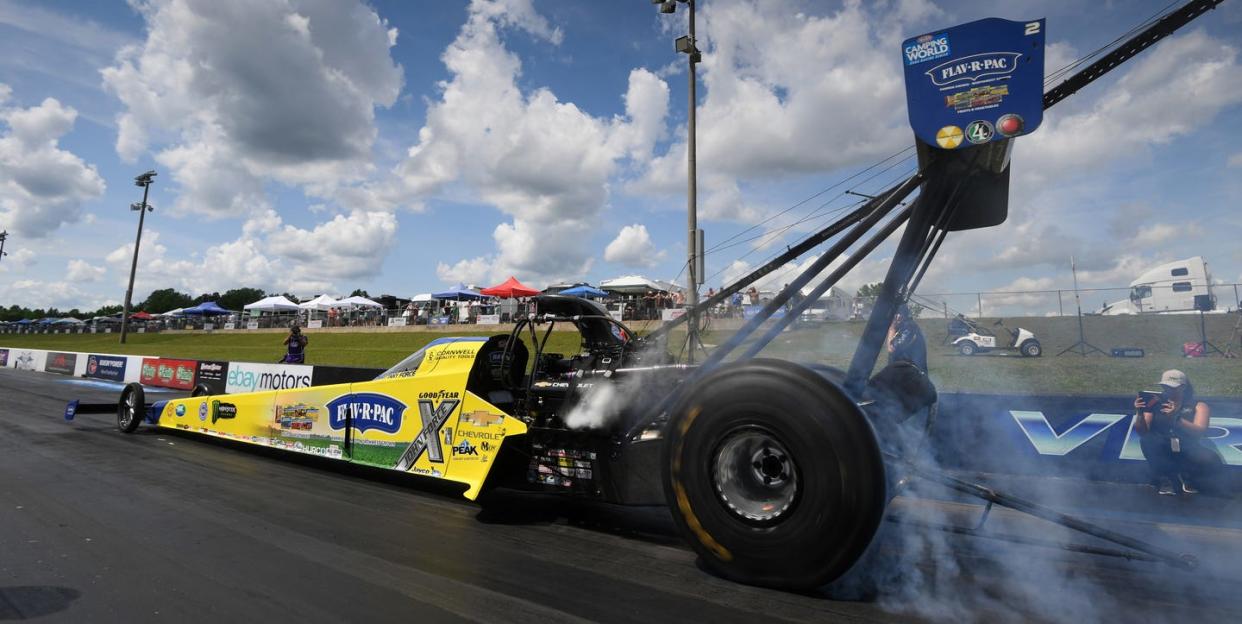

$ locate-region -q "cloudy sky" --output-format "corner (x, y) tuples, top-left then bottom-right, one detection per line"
(1, 0), (1240, 314)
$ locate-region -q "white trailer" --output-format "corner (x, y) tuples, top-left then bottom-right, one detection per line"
(1100, 256), (1216, 315)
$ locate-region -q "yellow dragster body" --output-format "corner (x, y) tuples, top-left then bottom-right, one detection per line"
(152, 338), (524, 499)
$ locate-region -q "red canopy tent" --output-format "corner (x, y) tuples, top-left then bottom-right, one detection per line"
(130, 311), (155, 320)
(480, 276), (540, 298)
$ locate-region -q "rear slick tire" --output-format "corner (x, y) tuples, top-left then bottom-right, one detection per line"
(662, 359), (886, 592)
(117, 383), (145, 433)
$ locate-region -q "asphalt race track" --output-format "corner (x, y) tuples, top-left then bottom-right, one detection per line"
(3, 367), (1242, 623)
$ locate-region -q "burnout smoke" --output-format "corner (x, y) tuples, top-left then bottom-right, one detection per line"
(564, 382), (620, 430)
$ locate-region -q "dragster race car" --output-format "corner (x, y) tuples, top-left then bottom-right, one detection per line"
(98, 294), (889, 590)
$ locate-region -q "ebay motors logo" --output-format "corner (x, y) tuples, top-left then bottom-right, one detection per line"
(225, 364), (311, 393)
(326, 393), (406, 434)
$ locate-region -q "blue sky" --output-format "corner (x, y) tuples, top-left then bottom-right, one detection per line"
(1, 0), (1240, 314)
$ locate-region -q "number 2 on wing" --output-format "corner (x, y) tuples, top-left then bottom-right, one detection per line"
(1025, 21), (1041, 36)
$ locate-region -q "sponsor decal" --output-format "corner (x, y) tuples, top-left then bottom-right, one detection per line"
(460, 410), (504, 427)
(14, 351), (35, 371)
(195, 360), (229, 394)
(0, 348), (8, 367)
(85, 354), (127, 381)
(208, 400), (234, 425)
(45, 351), (77, 375)
(327, 393), (407, 435)
(275, 403), (320, 430)
(460, 429), (504, 441)
(944, 84), (1008, 112)
(199, 401), (208, 421)
(996, 113), (1024, 137)
(935, 125), (963, 149)
(394, 398), (460, 470)
(140, 358), (197, 390)
(452, 439), (479, 457)
(926, 52), (1022, 87)
(225, 362), (312, 394)
(176, 403), (186, 417)
(964, 119), (994, 144)
(904, 32), (951, 65)
(426, 346), (478, 362)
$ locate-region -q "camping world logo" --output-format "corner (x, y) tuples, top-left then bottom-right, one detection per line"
(904, 33), (950, 65)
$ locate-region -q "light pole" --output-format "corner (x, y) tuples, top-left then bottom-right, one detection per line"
(120, 170), (156, 344)
(0, 230), (8, 265)
(655, 0), (703, 361)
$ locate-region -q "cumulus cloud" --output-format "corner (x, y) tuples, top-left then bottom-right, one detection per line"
(633, 0), (924, 221)
(0, 91), (106, 237)
(0, 247), (36, 273)
(1017, 31), (1242, 182)
(66, 258), (106, 282)
(389, 0), (669, 285)
(103, 206), (396, 297)
(604, 224), (666, 268)
(101, 0), (404, 217)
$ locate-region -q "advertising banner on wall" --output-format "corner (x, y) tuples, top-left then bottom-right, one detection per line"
(224, 362), (313, 394)
(930, 393), (1242, 485)
(139, 357), (198, 390)
(85, 354), (128, 381)
(387, 317), (407, 327)
(476, 314), (500, 325)
(0, 348), (7, 367)
(44, 351), (78, 375)
(195, 360), (229, 394)
(10, 349), (46, 371)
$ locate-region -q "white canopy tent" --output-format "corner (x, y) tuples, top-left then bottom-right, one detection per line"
(600, 275), (682, 295)
(161, 308), (185, 317)
(243, 295), (301, 312)
(411, 293), (433, 302)
(338, 295), (383, 308)
(297, 294), (346, 311)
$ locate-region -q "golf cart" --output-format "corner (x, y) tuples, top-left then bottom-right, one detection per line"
(953, 318), (1041, 357)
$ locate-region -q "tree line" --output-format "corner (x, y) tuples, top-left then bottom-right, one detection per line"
(0, 287), (376, 322)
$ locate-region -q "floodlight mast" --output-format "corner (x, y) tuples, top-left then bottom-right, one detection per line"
(654, 0), (704, 361)
(0, 230), (8, 264)
(119, 170), (157, 344)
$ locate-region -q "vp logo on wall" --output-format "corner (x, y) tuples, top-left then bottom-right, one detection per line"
(14, 351), (35, 370)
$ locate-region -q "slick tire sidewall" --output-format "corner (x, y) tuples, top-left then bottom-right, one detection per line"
(117, 383), (145, 433)
(663, 359), (886, 591)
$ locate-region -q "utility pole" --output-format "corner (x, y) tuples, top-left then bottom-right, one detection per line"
(120, 171), (157, 344)
(655, 0), (703, 361)
(0, 230), (8, 265)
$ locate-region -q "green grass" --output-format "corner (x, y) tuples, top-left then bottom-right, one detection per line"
(5, 312), (1241, 396)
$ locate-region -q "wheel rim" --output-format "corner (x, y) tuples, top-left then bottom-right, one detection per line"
(711, 426), (800, 525)
(120, 389), (136, 428)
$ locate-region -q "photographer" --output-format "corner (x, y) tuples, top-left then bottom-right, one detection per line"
(280, 323), (309, 364)
(1133, 370), (1213, 495)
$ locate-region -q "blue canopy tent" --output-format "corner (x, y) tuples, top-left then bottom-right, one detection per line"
(15, 318), (33, 325)
(182, 301), (232, 316)
(559, 285), (608, 298)
(432, 283), (486, 301)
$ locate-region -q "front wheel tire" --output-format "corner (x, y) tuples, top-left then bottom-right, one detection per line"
(117, 383), (145, 433)
(958, 341), (977, 356)
(663, 359), (886, 591)
(1021, 340), (1042, 357)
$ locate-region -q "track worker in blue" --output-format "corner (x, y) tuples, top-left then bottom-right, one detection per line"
(280, 324), (309, 364)
(1133, 369), (1214, 495)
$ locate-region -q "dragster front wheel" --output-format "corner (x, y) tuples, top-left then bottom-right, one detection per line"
(662, 359), (886, 592)
(117, 383), (145, 433)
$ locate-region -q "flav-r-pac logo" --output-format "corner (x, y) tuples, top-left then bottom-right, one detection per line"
(926, 52), (1022, 87)
(394, 398), (460, 471)
(327, 393), (407, 435)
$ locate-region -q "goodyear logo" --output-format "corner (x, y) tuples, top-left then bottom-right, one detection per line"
(326, 393), (406, 434)
(926, 52), (1022, 87)
(904, 33), (950, 65)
